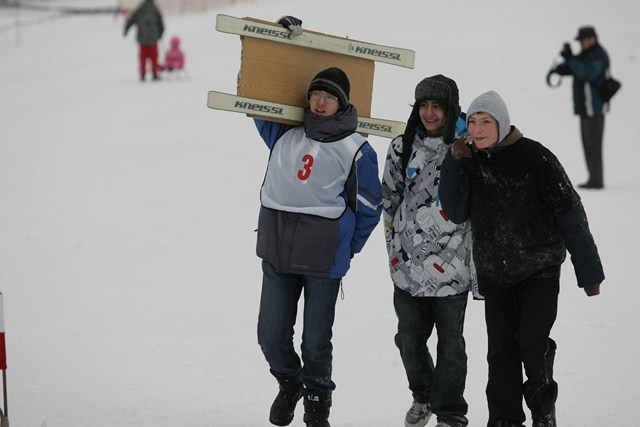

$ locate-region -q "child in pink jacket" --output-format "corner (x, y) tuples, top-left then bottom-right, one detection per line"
(162, 36), (185, 72)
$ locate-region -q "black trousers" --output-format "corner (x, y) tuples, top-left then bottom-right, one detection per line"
(484, 277), (559, 427)
(580, 115), (605, 187)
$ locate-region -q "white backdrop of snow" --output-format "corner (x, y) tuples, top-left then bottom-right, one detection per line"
(1, 0), (639, 425)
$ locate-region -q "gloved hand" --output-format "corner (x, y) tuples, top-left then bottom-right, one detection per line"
(560, 42), (573, 59)
(450, 137), (472, 160)
(278, 16), (303, 36)
(583, 283), (601, 297)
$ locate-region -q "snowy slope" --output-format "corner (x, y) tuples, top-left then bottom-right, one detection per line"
(1, 0), (639, 426)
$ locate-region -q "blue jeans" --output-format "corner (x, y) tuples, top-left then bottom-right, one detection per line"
(257, 261), (341, 393)
(394, 286), (469, 427)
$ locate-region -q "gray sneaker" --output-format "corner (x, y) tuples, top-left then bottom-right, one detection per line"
(404, 401), (432, 427)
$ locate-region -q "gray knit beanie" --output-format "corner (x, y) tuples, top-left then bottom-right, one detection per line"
(466, 90), (511, 144)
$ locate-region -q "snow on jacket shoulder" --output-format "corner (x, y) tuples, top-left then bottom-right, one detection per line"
(443, 130), (604, 297)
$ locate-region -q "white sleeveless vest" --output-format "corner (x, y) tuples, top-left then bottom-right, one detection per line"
(261, 127), (366, 219)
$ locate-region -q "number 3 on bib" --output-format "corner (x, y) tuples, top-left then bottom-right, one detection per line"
(297, 154), (314, 180)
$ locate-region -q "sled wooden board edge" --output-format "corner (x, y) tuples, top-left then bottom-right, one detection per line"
(216, 14), (415, 69)
(207, 91), (405, 139)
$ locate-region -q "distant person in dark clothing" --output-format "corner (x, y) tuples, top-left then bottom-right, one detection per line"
(439, 90), (604, 427)
(123, 0), (164, 81)
(548, 26), (611, 189)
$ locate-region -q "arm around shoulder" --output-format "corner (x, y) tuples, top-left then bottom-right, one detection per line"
(438, 150), (470, 224)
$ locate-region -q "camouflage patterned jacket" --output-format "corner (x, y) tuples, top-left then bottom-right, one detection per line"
(382, 128), (479, 297)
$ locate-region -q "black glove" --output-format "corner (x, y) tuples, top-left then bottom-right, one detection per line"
(278, 16), (303, 36)
(560, 42), (572, 59)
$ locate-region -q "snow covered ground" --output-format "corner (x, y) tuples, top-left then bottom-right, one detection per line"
(1, 0), (639, 425)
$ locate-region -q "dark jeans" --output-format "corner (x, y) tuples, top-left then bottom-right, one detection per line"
(484, 276), (559, 427)
(580, 115), (605, 187)
(257, 260), (340, 394)
(393, 286), (469, 427)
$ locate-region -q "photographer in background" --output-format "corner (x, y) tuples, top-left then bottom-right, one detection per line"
(548, 26), (611, 189)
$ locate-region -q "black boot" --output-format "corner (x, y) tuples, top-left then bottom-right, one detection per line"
(269, 372), (303, 426)
(494, 421), (524, 427)
(303, 389), (331, 427)
(531, 339), (557, 427)
(533, 407), (557, 427)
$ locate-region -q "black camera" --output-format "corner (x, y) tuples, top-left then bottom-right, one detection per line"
(560, 42), (572, 59)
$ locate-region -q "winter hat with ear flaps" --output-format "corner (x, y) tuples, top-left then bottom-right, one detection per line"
(466, 90), (511, 144)
(403, 74), (461, 144)
(307, 67), (350, 111)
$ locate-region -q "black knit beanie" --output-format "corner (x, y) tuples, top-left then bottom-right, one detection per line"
(308, 67), (350, 110)
(404, 74), (461, 144)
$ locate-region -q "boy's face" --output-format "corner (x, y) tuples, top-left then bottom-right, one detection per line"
(309, 90), (340, 117)
(419, 100), (446, 135)
(468, 112), (499, 149)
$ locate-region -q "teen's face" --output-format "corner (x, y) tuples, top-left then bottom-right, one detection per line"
(419, 101), (446, 135)
(468, 112), (499, 149)
(309, 90), (340, 117)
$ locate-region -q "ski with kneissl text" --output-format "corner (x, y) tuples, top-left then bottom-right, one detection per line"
(215, 14), (415, 69)
(207, 91), (406, 139)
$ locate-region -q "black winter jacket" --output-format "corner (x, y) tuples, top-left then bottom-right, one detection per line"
(124, 0), (164, 45)
(439, 126), (604, 297)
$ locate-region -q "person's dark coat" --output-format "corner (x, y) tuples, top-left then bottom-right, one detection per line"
(124, 0), (164, 45)
(439, 127), (604, 297)
(553, 43), (610, 117)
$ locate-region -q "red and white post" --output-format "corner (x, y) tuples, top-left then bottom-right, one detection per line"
(0, 293), (8, 427)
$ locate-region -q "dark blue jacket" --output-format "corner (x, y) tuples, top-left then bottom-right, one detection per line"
(554, 43), (610, 117)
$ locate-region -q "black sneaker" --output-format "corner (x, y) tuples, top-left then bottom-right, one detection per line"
(303, 390), (332, 427)
(269, 374), (303, 426)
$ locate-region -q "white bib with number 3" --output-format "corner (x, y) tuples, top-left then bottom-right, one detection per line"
(261, 127), (365, 219)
